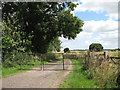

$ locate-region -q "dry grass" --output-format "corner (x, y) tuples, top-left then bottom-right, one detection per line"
(65, 51), (119, 88)
(83, 51), (119, 88)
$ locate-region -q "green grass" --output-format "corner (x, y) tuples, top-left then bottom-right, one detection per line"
(2, 61), (43, 78)
(60, 59), (99, 88)
(2, 59), (56, 78)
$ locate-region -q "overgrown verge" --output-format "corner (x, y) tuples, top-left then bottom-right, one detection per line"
(82, 52), (120, 88)
(60, 59), (98, 88)
(60, 52), (120, 88)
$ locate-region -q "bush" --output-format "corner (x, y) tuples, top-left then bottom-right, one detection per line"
(3, 51), (35, 67)
(89, 43), (103, 52)
(64, 48), (70, 53)
(43, 53), (56, 61)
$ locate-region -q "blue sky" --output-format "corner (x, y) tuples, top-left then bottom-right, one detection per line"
(60, 0), (119, 50)
(75, 11), (109, 21)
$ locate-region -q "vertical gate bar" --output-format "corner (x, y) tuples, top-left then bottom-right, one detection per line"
(42, 58), (43, 71)
(43, 54), (44, 71)
(41, 54), (42, 70)
(63, 53), (64, 70)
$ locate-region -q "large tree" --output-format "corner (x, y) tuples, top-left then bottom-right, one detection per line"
(2, 2), (84, 54)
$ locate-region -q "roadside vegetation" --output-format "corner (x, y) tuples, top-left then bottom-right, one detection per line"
(2, 61), (41, 78)
(60, 51), (120, 88)
(2, 53), (60, 77)
(60, 59), (99, 88)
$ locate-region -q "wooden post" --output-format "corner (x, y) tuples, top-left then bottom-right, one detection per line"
(104, 51), (108, 59)
(63, 53), (64, 70)
(87, 51), (90, 57)
(92, 51), (95, 57)
(85, 55), (87, 64)
(87, 51), (90, 61)
(87, 51), (90, 69)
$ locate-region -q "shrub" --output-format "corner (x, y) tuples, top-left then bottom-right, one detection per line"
(3, 51), (35, 67)
(64, 48), (70, 53)
(40, 53), (56, 62)
(89, 43), (103, 52)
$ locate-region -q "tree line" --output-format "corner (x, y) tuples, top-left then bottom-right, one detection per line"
(2, 2), (84, 62)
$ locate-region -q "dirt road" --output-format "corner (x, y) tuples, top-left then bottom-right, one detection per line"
(2, 59), (72, 88)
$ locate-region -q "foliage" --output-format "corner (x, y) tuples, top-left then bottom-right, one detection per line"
(83, 51), (119, 88)
(48, 37), (61, 52)
(2, 17), (33, 62)
(2, 60), (42, 77)
(3, 51), (34, 67)
(41, 53), (56, 62)
(2, 2), (84, 54)
(2, 2), (84, 73)
(64, 48), (70, 53)
(89, 43), (103, 52)
(2, 53), (58, 77)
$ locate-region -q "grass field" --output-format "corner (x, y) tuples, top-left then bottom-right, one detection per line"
(60, 59), (99, 88)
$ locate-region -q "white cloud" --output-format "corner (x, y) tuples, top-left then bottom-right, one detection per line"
(60, 19), (118, 50)
(76, 32), (93, 39)
(70, 11), (75, 16)
(74, 0), (119, 20)
(61, 0), (119, 50)
(89, 30), (118, 49)
(83, 19), (118, 32)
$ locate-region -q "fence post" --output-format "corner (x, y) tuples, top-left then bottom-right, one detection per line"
(85, 55), (87, 64)
(92, 51), (95, 57)
(87, 51), (90, 69)
(87, 51), (90, 61)
(104, 51), (108, 59)
(87, 51), (90, 57)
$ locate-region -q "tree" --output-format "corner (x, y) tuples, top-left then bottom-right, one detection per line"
(64, 48), (70, 53)
(2, 17), (32, 62)
(89, 43), (103, 52)
(2, 2), (84, 54)
(48, 37), (61, 52)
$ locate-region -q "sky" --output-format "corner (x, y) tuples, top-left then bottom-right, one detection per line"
(60, 0), (119, 50)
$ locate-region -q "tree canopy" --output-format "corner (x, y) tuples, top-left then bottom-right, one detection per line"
(64, 48), (70, 53)
(2, 2), (84, 54)
(89, 43), (103, 52)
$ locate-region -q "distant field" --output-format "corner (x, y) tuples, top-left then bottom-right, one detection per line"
(56, 50), (119, 57)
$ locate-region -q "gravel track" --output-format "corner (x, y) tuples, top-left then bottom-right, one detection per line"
(2, 59), (72, 88)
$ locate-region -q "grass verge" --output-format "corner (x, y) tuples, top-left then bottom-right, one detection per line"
(2, 59), (56, 78)
(60, 59), (99, 88)
(2, 61), (42, 78)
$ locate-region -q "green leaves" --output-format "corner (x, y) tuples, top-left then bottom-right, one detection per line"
(58, 10), (84, 39)
(2, 17), (32, 55)
(2, 2), (84, 54)
(89, 43), (103, 52)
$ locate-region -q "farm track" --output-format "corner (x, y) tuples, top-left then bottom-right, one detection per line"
(2, 59), (72, 88)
